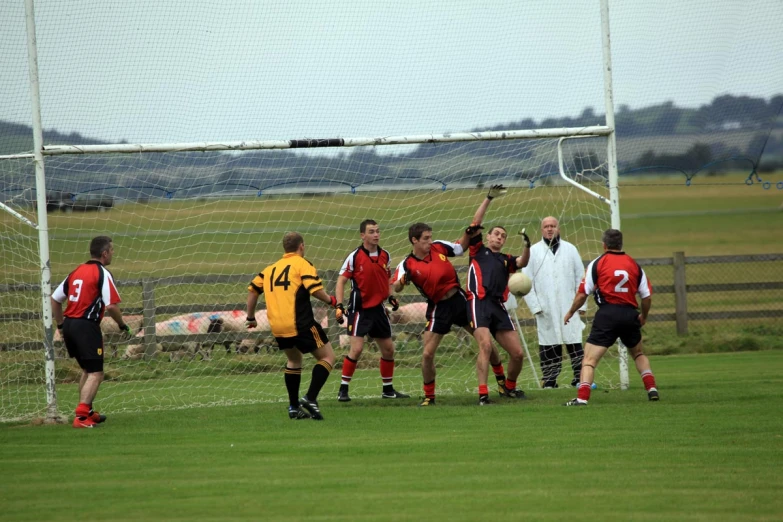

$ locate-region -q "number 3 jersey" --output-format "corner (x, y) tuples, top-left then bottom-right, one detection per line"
(52, 260), (122, 322)
(579, 251), (652, 308)
(248, 253), (325, 337)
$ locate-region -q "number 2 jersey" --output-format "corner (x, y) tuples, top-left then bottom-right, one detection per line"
(579, 250), (652, 308)
(248, 253), (325, 337)
(52, 260), (122, 322)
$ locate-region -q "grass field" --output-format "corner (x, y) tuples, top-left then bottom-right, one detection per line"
(1, 350), (782, 521)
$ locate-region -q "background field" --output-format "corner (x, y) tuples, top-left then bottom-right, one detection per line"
(1, 351), (782, 521)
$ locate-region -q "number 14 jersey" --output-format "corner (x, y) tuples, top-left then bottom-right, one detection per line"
(248, 253), (325, 337)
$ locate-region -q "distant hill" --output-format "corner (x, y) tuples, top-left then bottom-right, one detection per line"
(2, 94), (782, 189)
(0, 120), (109, 156)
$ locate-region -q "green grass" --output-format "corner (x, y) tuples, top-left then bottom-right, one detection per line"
(1, 351), (782, 521)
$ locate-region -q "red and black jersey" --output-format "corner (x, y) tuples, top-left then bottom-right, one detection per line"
(579, 251), (652, 308)
(51, 260), (122, 322)
(340, 245), (392, 310)
(392, 240), (463, 303)
(466, 234), (517, 302)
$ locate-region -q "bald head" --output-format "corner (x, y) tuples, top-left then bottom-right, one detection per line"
(541, 216), (560, 240)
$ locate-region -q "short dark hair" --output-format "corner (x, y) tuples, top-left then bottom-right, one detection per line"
(282, 232), (304, 253)
(408, 222), (432, 243)
(89, 236), (112, 258)
(602, 228), (623, 250)
(359, 219), (378, 233)
(487, 225), (506, 236)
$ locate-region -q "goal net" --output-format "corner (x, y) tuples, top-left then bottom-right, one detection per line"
(0, 134), (619, 421)
(0, 0), (634, 422)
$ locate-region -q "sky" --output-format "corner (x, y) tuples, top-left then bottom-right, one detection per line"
(1, 0), (782, 146)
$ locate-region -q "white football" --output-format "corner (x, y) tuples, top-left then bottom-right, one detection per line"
(507, 272), (532, 296)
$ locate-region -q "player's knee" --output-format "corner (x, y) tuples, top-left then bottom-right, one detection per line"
(508, 349), (523, 363)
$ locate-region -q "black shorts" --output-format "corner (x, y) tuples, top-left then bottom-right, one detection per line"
(275, 322), (330, 354)
(347, 305), (392, 339)
(586, 304), (642, 348)
(62, 318), (104, 373)
(467, 298), (515, 336)
(426, 289), (470, 335)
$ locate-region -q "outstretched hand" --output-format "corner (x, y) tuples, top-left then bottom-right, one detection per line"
(465, 224), (485, 236)
(519, 229), (531, 248)
(486, 184), (507, 200)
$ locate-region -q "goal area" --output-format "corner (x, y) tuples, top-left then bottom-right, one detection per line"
(0, 0), (640, 423)
(0, 130), (625, 422)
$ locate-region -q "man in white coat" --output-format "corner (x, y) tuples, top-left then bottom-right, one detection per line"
(523, 216), (586, 388)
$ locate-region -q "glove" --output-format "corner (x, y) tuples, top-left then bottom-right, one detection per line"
(335, 303), (346, 325)
(520, 230), (531, 248)
(465, 224), (484, 235)
(57, 323), (63, 331)
(388, 295), (400, 312)
(245, 316), (258, 329)
(486, 184), (507, 200)
(119, 323), (133, 340)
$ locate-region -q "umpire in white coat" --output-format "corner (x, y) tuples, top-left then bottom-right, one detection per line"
(523, 217), (586, 388)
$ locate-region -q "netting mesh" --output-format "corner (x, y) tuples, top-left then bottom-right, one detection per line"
(0, 136), (621, 421)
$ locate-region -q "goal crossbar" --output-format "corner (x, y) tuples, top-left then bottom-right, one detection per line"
(26, 126), (613, 157)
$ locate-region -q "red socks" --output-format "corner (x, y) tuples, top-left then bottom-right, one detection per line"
(423, 380), (435, 399)
(641, 370), (657, 391)
(380, 358), (395, 386)
(577, 383), (592, 402)
(341, 356), (357, 385)
(75, 402), (90, 418)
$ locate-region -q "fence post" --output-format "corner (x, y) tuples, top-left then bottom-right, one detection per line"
(142, 280), (157, 356)
(673, 251), (688, 335)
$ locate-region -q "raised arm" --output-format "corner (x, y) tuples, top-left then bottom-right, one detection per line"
(459, 184), (506, 248)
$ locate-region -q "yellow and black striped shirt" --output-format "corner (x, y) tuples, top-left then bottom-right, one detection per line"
(248, 253), (324, 337)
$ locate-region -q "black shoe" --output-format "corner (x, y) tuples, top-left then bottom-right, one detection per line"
(337, 385), (351, 402)
(478, 395), (492, 406)
(564, 398), (587, 406)
(300, 395), (324, 420)
(288, 405), (311, 420)
(571, 379), (579, 387)
(648, 389), (660, 401)
(382, 388), (410, 399)
(88, 410), (107, 423)
(500, 387), (527, 399)
(419, 397), (435, 407)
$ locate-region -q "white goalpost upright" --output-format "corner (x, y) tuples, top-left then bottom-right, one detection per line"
(23, 0), (64, 422)
(1, 1), (626, 422)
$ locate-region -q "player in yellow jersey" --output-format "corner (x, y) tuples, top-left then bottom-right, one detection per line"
(246, 232), (340, 420)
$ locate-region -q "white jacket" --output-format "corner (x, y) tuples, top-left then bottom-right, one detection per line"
(523, 239), (587, 345)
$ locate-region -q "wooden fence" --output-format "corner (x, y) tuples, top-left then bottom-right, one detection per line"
(1, 252), (781, 351)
